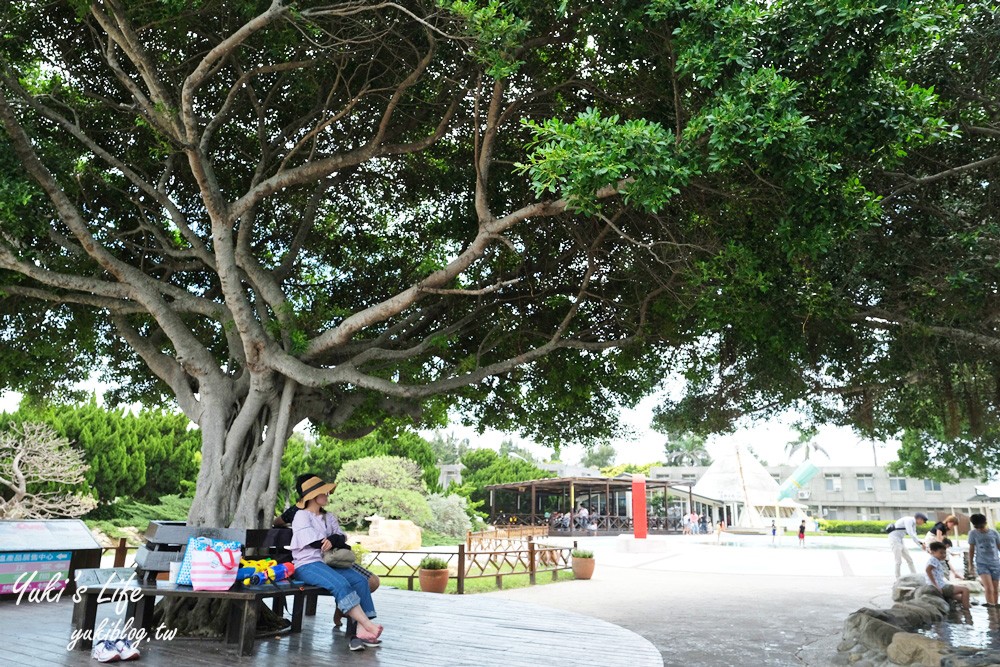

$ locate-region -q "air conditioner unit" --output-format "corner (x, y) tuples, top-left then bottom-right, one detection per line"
(797, 490), (811, 500)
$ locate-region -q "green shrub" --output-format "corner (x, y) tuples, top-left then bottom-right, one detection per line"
(85, 494), (192, 527)
(330, 483), (432, 528)
(351, 542), (371, 564)
(419, 556), (449, 570)
(421, 530), (465, 547)
(424, 494), (472, 537)
(572, 549), (594, 558)
(329, 456), (432, 527)
(817, 520), (889, 534)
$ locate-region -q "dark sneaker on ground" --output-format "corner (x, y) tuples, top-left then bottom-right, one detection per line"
(348, 637), (365, 651)
(360, 637), (382, 648)
(91, 640), (121, 663)
(114, 639), (140, 661)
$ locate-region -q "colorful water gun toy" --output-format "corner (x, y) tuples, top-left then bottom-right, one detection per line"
(238, 558), (276, 584)
(245, 562), (295, 585)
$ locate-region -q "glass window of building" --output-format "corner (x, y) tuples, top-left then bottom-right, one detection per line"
(825, 474), (842, 492)
(857, 507), (881, 521)
(856, 474), (874, 492)
(923, 479), (942, 491)
(889, 477), (907, 491)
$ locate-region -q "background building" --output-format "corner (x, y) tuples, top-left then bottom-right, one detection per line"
(650, 464), (986, 522)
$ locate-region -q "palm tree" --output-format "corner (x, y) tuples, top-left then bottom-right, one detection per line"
(784, 423), (829, 462)
(664, 431), (712, 466)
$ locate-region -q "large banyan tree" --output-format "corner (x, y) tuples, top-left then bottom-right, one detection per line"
(0, 0), (969, 526)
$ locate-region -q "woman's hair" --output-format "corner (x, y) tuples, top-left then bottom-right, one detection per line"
(945, 514), (958, 524)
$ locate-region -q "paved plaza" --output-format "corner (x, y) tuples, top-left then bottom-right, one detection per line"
(6, 532), (936, 667)
(486, 533), (907, 667)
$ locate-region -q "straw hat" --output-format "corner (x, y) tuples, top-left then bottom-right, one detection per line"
(295, 476), (337, 509)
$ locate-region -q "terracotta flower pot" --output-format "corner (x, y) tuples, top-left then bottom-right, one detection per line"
(418, 568), (450, 593)
(572, 556), (595, 580)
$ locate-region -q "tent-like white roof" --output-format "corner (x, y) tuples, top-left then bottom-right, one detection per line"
(692, 444), (806, 527)
(692, 444), (782, 505)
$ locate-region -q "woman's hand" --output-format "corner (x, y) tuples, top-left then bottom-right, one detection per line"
(320, 538), (332, 552)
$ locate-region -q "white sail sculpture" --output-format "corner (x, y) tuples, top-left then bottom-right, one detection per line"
(692, 444), (808, 530)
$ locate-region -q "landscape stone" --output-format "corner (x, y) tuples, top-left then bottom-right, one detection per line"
(885, 632), (947, 667)
(858, 614), (904, 651)
(354, 514), (422, 551)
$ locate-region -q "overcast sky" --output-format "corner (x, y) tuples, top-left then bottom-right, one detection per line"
(428, 393), (899, 468)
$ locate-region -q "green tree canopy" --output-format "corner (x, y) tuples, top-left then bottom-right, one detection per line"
(329, 455), (432, 528)
(0, 0), (975, 526)
(428, 432), (470, 466)
(0, 397), (200, 503)
(600, 462), (657, 478)
(783, 424), (828, 463)
(658, 431), (711, 467)
(581, 443), (617, 469)
(278, 425), (440, 508)
(646, 1), (1000, 477)
(454, 448), (551, 509)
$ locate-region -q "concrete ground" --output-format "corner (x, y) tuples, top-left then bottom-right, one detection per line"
(484, 533), (909, 667)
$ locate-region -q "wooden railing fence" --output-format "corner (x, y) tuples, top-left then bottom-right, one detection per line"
(365, 536), (574, 594)
(466, 526), (548, 552)
(100, 538), (135, 567)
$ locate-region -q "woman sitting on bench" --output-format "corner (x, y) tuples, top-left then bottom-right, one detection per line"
(291, 476), (384, 650)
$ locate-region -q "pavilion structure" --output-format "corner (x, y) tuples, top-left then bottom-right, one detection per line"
(483, 475), (708, 535)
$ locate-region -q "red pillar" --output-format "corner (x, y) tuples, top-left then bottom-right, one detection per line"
(632, 474), (648, 539)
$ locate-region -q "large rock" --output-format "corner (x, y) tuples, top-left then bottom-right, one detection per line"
(353, 514), (422, 551)
(886, 632), (947, 667)
(911, 589), (951, 616)
(893, 575), (930, 602)
(891, 602), (945, 629)
(857, 614), (905, 651)
(941, 648), (1000, 666)
(959, 579), (984, 594)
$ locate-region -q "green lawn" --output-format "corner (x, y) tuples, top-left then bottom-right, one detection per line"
(367, 563), (572, 594)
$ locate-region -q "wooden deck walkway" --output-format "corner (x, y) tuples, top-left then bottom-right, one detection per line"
(5, 587), (663, 667)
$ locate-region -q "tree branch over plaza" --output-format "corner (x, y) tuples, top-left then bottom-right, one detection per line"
(0, 0), (984, 525)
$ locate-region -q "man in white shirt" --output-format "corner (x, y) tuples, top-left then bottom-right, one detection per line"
(575, 504), (589, 530)
(888, 512), (929, 578)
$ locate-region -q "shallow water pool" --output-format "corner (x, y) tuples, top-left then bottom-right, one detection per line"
(919, 603), (1000, 649)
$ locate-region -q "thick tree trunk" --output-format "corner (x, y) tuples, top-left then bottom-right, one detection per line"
(165, 378), (298, 635)
(187, 376), (297, 529)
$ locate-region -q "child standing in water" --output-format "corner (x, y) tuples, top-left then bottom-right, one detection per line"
(969, 513), (1000, 607)
(798, 520), (806, 547)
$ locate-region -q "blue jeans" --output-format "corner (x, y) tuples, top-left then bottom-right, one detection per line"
(294, 561), (376, 619)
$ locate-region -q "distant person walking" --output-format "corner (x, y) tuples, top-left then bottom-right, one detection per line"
(771, 520), (778, 545)
(887, 512), (929, 578)
(798, 520), (806, 547)
(716, 519), (726, 544)
(968, 513), (1000, 607)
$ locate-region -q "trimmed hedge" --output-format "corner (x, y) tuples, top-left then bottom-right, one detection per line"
(817, 520), (889, 534)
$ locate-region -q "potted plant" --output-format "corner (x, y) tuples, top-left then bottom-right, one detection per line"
(418, 556), (450, 593)
(571, 549), (595, 580)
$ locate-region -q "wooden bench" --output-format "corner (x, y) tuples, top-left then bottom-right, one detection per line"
(71, 523), (325, 656)
(71, 567), (316, 656)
